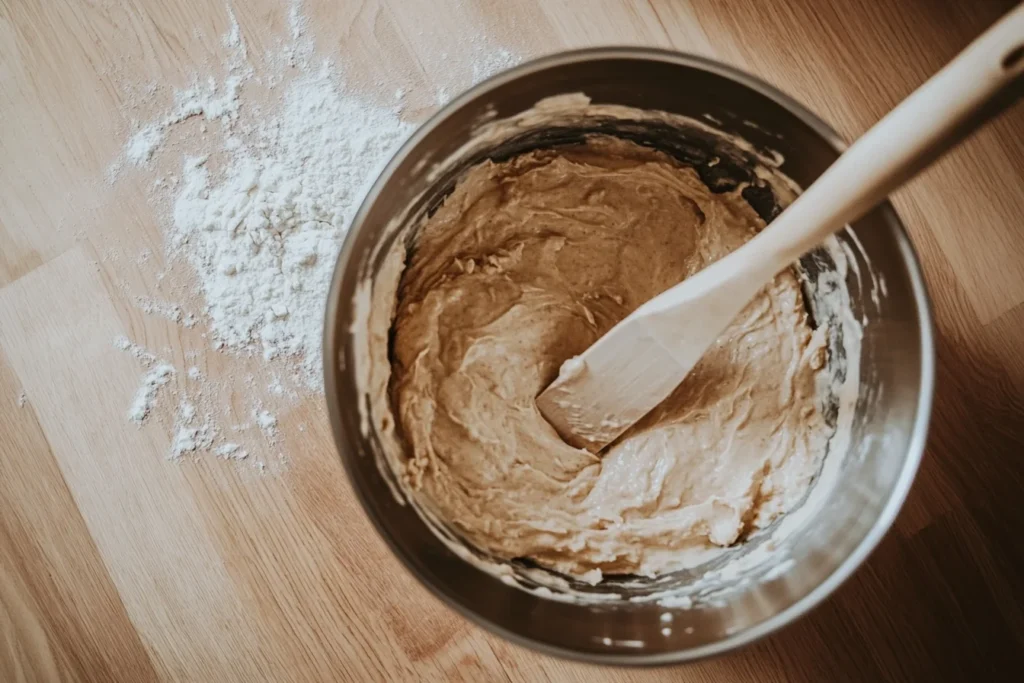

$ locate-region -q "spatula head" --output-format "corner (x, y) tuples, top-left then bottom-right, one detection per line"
(535, 316), (700, 453)
(535, 262), (754, 453)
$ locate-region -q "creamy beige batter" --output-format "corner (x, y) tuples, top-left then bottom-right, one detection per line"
(388, 136), (831, 581)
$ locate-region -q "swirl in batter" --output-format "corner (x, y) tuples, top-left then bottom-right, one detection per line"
(389, 136), (830, 581)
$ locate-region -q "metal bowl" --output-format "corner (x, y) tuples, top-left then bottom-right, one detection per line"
(323, 48), (934, 665)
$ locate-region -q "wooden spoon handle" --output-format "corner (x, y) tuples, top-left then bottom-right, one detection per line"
(732, 4), (1024, 286)
(538, 6), (1024, 454)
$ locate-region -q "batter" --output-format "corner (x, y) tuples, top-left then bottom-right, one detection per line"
(388, 136), (830, 581)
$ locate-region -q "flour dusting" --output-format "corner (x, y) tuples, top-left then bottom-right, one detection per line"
(170, 400), (216, 458)
(114, 335), (157, 366)
(128, 362), (175, 424)
(108, 1), (521, 463)
(170, 66), (412, 389)
(127, 125), (165, 165)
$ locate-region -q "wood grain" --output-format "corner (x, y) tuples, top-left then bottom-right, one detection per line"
(1, 0), (1022, 681)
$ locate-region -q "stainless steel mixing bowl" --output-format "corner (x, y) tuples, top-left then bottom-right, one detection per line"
(323, 48), (934, 665)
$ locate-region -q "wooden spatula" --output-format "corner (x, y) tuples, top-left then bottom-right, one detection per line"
(537, 5), (1024, 453)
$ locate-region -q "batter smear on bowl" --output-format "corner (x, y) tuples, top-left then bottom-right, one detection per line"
(389, 136), (831, 581)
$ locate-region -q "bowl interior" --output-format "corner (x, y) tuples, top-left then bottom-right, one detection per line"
(324, 50), (932, 664)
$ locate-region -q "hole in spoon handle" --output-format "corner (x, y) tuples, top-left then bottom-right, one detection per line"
(1002, 44), (1024, 72)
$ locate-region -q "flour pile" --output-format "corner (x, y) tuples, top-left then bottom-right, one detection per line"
(110, 2), (521, 464)
(171, 67), (412, 389)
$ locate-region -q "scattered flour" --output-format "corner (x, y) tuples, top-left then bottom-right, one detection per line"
(109, 1), (521, 464)
(17, 391), (27, 408)
(170, 66), (413, 389)
(135, 295), (188, 324)
(470, 46), (520, 83)
(170, 422), (216, 458)
(288, 1), (307, 42)
(216, 442), (248, 459)
(114, 76), (245, 175)
(114, 335), (158, 366)
(267, 377), (286, 397)
(177, 400), (197, 423)
(224, 9), (243, 50)
(128, 362), (175, 424)
(127, 125), (165, 165)
(254, 409), (278, 436)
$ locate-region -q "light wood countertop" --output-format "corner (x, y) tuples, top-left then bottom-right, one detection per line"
(1, 0), (1022, 680)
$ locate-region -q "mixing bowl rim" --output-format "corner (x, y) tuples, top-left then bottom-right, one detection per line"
(323, 46), (936, 666)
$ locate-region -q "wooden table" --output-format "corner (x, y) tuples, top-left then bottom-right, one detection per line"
(2, 0), (1022, 680)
